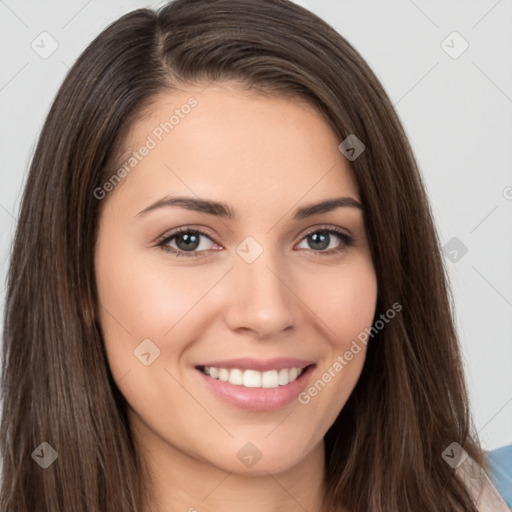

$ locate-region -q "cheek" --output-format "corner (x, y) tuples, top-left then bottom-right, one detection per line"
(96, 230), (200, 335)
(295, 257), (377, 420)
(307, 258), (378, 346)
(94, 229), (228, 376)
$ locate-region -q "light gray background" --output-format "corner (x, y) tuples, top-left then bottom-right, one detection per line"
(0, 0), (511, 452)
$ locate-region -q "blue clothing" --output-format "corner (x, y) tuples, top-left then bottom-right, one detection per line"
(487, 444), (512, 508)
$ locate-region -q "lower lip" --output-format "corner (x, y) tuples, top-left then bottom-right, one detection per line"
(195, 365), (315, 412)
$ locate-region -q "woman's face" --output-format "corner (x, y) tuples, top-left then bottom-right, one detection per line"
(95, 82), (377, 475)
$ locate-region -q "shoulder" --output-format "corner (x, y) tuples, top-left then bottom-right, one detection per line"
(456, 456), (511, 512)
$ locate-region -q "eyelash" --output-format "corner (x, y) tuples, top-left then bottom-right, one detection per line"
(156, 225), (354, 259)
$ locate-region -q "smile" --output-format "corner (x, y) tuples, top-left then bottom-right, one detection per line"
(199, 365), (306, 388)
(195, 363), (316, 411)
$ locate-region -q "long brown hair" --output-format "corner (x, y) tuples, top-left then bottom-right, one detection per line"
(1, 1), (490, 510)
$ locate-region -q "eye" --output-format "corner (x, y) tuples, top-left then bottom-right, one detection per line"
(156, 225), (354, 259)
(296, 226), (354, 255)
(157, 227), (218, 258)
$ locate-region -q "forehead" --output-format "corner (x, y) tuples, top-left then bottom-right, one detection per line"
(110, 82), (360, 213)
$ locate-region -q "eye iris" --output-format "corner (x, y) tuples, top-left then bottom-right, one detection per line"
(308, 231), (330, 250)
(176, 232), (200, 251)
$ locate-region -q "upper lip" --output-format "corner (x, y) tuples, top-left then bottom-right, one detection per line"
(195, 357), (315, 372)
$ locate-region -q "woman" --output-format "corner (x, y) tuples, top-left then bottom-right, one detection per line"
(1, 0), (508, 511)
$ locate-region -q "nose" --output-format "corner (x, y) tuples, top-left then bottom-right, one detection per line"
(223, 249), (296, 340)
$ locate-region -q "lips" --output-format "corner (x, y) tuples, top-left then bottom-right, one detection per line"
(193, 358), (316, 411)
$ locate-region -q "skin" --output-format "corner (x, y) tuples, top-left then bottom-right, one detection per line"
(95, 81), (378, 512)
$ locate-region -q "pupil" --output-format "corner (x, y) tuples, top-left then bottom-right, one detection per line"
(177, 232), (199, 251)
(309, 232), (329, 250)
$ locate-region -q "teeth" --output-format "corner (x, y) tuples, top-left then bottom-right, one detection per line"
(243, 369), (261, 387)
(261, 370), (278, 388)
(201, 366), (306, 387)
(229, 368), (244, 385)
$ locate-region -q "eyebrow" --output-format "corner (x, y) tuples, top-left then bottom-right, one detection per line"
(136, 195), (364, 220)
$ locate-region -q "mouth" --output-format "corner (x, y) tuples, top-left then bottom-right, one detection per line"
(194, 362), (316, 411)
(196, 364), (312, 388)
